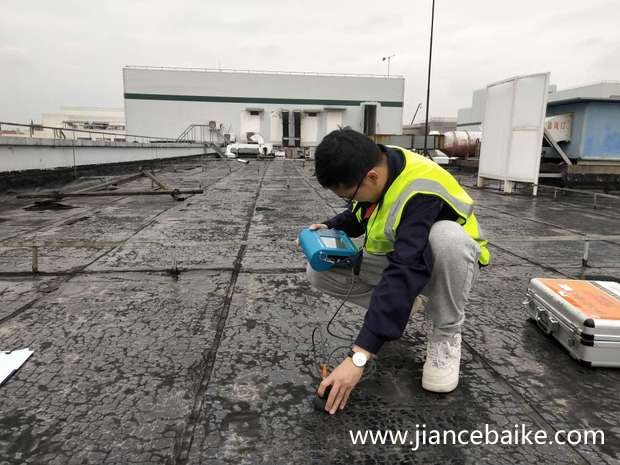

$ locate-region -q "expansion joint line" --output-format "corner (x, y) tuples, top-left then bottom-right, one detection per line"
(460, 338), (591, 465)
(0, 193), (200, 326)
(0, 195), (128, 243)
(477, 203), (620, 250)
(173, 164), (268, 465)
(297, 165), (602, 463)
(291, 161), (345, 215)
(0, 161), (245, 323)
(2, 163), (243, 326)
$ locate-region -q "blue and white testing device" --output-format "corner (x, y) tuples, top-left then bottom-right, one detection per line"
(298, 228), (360, 272)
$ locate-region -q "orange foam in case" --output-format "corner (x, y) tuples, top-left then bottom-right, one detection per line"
(539, 279), (620, 320)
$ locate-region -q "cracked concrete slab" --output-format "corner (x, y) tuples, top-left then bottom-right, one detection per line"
(1, 159), (619, 464)
(187, 273), (588, 464)
(0, 271), (230, 465)
(0, 276), (57, 322)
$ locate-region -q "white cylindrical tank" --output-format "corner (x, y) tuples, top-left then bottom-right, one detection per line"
(441, 130), (482, 157)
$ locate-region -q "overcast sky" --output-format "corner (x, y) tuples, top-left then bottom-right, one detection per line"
(1, 0), (619, 125)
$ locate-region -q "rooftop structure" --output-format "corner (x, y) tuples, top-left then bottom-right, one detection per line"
(123, 66), (405, 148)
(548, 81), (620, 104)
(41, 107), (126, 141)
(403, 117), (456, 135)
(457, 83), (560, 130)
(457, 88), (488, 130)
(0, 159), (619, 463)
(544, 82), (620, 161)
(457, 81), (620, 162)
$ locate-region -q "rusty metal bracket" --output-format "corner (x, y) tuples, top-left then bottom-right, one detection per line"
(141, 170), (186, 200)
(16, 170), (202, 202)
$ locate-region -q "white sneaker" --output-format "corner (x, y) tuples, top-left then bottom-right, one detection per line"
(422, 332), (462, 393)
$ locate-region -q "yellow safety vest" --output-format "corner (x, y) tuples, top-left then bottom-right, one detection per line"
(354, 147), (490, 266)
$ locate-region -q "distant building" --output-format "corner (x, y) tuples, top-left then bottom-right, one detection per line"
(457, 85), (558, 131)
(41, 107), (126, 141)
(0, 128), (28, 138)
(456, 89), (487, 131)
(403, 117), (456, 135)
(122, 66), (404, 147)
(458, 81), (620, 161)
(545, 82), (620, 161)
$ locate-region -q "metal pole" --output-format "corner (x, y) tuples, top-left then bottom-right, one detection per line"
(582, 240), (590, 267)
(16, 189), (204, 199)
(382, 54), (395, 78)
(72, 131), (77, 179)
(411, 103), (422, 125)
(423, 0), (435, 157)
(32, 247), (39, 273)
(410, 103), (422, 149)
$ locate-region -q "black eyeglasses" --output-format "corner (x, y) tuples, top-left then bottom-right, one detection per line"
(341, 171), (367, 202)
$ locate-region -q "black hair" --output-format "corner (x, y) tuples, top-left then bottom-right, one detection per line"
(314, 128), (382, 188)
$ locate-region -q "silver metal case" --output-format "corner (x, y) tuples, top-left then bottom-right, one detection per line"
(526, 278), (620, 367)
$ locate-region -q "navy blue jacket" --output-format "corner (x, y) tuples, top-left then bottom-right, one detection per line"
(324, 146), (457, 353)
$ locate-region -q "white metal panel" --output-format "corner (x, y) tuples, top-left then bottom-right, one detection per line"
(301, 113), (319, 145)
(325, 110), (343, 133)
(507, 75), (549, 182)
(512, 75), (548, 128)
(240, 111), (261, 141)
(478, 81), (513, 179)
(478, 73), (549, 190)
(506, 131), (542, 181)
(269, 110), (282, 143)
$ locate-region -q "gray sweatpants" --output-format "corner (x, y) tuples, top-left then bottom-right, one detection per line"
(306, 220), (481, 336)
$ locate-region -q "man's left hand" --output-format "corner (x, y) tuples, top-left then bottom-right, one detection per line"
(317, 357), (363, 414)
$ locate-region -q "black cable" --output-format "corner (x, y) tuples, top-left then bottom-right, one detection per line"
(309, 267), (355, 375)
(309, 197), (385, 379)
(311, 326), (322, 363)
(325, 267), (357, 342)
(310, 266), (378, 380)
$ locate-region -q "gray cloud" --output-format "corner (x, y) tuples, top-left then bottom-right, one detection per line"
(1, 0), (618, 126)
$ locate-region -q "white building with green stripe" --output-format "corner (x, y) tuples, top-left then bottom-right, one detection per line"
(123, 66), (404, 147)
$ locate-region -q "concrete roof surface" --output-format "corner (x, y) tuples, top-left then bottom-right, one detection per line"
(0, 159), (619, 464)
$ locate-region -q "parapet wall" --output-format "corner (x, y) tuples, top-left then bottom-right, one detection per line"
(0, 137), (211, 173)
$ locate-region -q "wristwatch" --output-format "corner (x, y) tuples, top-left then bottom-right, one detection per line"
(348, 349), (368, 368)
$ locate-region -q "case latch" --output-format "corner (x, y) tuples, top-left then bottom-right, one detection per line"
(535, 307), (559, 335)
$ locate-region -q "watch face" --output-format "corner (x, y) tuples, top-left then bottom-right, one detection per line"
(352, 352), (367, 367)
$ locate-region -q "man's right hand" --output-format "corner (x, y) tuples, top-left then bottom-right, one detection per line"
(296, 224), (328, 247)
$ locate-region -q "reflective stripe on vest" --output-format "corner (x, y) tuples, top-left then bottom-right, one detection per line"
(384, 178), (474, 242)
(358, 146), (490, 266)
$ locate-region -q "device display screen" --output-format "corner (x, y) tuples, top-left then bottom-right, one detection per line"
(321, 236), (347, 249)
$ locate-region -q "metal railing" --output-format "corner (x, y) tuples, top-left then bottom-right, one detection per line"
(176, 124), (228, 157)
(124, 65), (404, 79)
(536, 183), (620, 209)
(0, 121), (178, 144)
(487, 234), (620, 267)
(176, 124), (223, 143)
